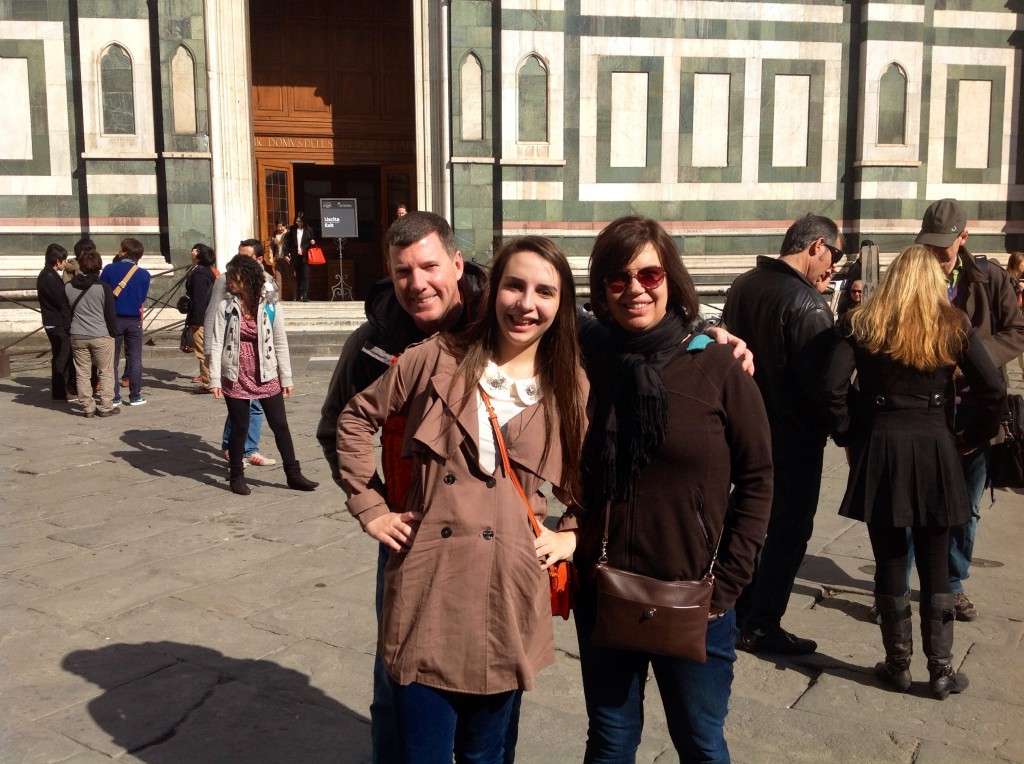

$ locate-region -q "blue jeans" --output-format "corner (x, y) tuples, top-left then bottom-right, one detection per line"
(394, 681), (521, 764)
(221, 399), (264, 458)
(950, 445), (989, 592)
(112, 316), (143, 400)
(576, 597), (738, 763)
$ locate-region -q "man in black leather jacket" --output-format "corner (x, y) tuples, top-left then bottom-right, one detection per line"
(722, 213), (842, 655)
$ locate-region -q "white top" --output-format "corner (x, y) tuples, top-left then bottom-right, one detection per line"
(476, 361), (542, 474)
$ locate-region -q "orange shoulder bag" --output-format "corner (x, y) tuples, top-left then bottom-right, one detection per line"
(480, 388), (575, 619)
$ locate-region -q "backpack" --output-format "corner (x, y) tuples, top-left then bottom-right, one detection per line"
(988, 393), (1024, 489)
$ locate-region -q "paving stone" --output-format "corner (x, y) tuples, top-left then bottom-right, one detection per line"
(0, 712), (93, 764)
(47, 514), (199, 551)
(252, 515), (354, 549)
(0, 538), (81, 574)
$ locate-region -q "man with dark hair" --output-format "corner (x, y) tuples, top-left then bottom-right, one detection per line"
(915, 198), (1024, 620)
(722, 213), (842, 655)
(66, 249), (120, 417)
(317, 210), (484, 763)
(37, 243), (75, 400)
(100, 237), (151, 406)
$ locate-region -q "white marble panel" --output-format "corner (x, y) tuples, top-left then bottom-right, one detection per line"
(933, 10), (1022, 30)
(955, 80), (992, 169)
(858, 40), (923, 166)
(926, 45), (1019, 195)
(86, 174), (158, 195)
(692, 73), (730, 167)
(501, 180), (564, 200)
(171, 46), (197, 135)
(77, 18), (155, 156)
(504, 0), (564, 8)
(460, 54), (483, 141)
(0, 58), (32, 160)
(501, 31), (565, 162)
(581, 0), (843, 23)
(863, 3), (924, 23)
(772, 75), (810, 167)
(854, 181), (918, 199)
(610, 72), (649, 168)
(0, 21), (71, 195)
(579, 35), (843, 199)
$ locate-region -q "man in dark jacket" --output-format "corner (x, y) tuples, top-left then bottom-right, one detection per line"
(916, 198), (1024, 620)
(722, 213), (842, 655)
(37, 243), (75, 400)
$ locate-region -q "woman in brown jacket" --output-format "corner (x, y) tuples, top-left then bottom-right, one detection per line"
(337, 236), (587, 762)
(563, 217), (773, 762)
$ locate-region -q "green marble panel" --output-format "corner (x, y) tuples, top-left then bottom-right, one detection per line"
(78, 0), (146, 18)
(595, 56), (663, 184)
(678, 58), (744, 183)
(758, 59), (826, 184)
(942, 65), (1004, 185)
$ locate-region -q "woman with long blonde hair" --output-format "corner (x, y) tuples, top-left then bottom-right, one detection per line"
(822, 244), (1004, 700)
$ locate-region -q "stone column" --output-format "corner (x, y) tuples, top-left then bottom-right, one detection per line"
(413, 0), (451, 219)
(205, 0), (256, 268)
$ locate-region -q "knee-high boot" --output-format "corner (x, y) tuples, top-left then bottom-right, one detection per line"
(921, 593), (969, 700)
(230, 465), (251, 496)
(284, 461), (319, 491)
(874, 592), (913, 691)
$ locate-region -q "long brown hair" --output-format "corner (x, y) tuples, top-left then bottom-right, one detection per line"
(848, 244), (965, 370)
(443, 236), (586, 494)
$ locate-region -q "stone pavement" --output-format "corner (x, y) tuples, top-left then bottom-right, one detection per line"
(1, 341), (1022, 763)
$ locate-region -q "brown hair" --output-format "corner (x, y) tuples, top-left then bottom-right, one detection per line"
(386, 211), (457, 260)
(120, 237), (144, 263)
(77, 249), (103, 275)
(442, 236), (586, 495)
(588, 216), (700, 326)
(225, 254), (266, 317)
(1007, 251), (1024, 280)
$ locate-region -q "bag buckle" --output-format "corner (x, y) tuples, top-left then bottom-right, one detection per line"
(642, 607), (657, 620)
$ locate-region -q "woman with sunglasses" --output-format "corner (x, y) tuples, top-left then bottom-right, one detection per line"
(337, 236), (587, 762)
(560, 216), (773, 762)
(822, 245), (1003, 699)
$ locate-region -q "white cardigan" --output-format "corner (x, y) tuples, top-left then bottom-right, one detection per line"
(208, 295), (293, 389)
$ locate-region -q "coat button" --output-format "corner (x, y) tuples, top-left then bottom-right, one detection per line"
(443, 473), (456, 485)
(482, 528), (494, 540)
(441, 526), (452, 538)
(485, 477), (496, 488)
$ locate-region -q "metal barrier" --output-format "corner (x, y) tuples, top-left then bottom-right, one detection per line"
(0, 264), (192, 378)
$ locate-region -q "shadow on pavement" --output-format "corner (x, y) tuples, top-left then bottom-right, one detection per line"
(113, 429), (225, 487)
(62, 641), (370, 763)
(0, 375), (77, 412)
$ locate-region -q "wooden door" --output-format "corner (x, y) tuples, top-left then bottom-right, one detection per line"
(256, 160), (294, 298)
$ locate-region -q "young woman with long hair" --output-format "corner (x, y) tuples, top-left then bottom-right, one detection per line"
(336, 236), (587, 762)
(208, 255), (319, 496)
(822, 244), (1004, 699)
(562, 216), (773, 762)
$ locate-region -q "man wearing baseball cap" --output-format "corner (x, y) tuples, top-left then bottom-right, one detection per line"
(916, 198), (1024, 620)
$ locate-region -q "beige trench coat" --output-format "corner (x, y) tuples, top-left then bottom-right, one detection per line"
(337, 336), (584, 695)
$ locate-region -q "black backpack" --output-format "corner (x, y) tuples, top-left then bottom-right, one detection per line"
(988, 393), (1024, 489)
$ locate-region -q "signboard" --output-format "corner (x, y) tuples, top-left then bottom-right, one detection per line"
(319, 198), (358, 238)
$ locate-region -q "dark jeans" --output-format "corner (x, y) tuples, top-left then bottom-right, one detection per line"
(292, 254), (310, 299)
(870, 523), (949, 600)
(575, 595), (737, 763)
(950, 445), (989, 592)
(221, 399), (265, 459)
(371, 544), (521, 764)
(394, 682), (521, 764)
(737, 443), (824, 633)
(224, 393), (295, 470)
(46, 327), (75, 399)
(112, 316), (143, 400)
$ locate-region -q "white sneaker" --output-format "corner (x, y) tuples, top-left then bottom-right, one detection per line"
(245, 453), (277, 466)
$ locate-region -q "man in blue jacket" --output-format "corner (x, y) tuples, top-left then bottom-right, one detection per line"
(100, 238), (151, 405)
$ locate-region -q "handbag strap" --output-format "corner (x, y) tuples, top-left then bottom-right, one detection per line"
(480, 387), (544, 540)
(599, 498), (721, 579)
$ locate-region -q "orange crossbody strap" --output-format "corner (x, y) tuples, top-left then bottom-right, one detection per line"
(480, 387), (545, 539)
(113, 264), (139, 297)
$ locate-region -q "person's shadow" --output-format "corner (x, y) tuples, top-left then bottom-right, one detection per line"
(112, 429), (226, 488)
(62, 641), (370, 762)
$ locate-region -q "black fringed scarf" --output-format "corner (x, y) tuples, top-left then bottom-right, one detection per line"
(599, 310), (691, 502)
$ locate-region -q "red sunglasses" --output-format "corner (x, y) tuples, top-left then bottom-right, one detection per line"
(604, 266), (666, 293)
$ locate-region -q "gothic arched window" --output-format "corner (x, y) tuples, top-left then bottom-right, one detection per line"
(877, 63), (907, 145)
(517, 55), (548, 143)
(101, 44), (136, 135)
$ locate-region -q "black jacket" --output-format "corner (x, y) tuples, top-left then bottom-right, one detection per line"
(37, 267), (71, 330)
(185, 265), (216, 327)
(722, 255), (835, 448)
(316, 262), (488, 480)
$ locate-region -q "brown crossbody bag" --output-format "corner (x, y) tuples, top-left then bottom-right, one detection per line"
(591, 499), (718, 663)
(480, 388), (576, 620)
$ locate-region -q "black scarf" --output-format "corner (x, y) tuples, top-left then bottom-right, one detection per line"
(599, 310), (690, 502)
